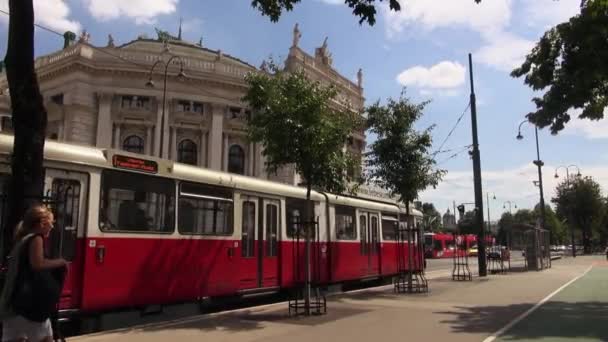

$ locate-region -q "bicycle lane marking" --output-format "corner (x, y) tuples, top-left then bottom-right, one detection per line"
(482, 264), (594, 342)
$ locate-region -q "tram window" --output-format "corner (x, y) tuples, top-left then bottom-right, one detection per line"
(241, 201), (255, 258)
(371, 216), (379, 254)
(335, 205), (356, 240)
(48, 179), (81, 261)
(266, 204), (278, 257)
(286, 198), (315, 239)
(360, 215), (367, 255)
(381, 217), (398, 241)
(99, 170), (175, 233)
(178, 183), (233, 235)
(434, 239), (443, 251)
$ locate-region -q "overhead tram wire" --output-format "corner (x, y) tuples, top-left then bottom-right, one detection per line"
(437, 144), (472, 166)
(0, 9), (244, 105)
(432, 101), (471, 156)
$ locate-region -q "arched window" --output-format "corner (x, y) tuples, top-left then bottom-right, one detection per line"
(1, 116), (13, 133)
(228, 145), (245, 175)
(123, 135), (144, 154)
(178, 139), (198, 165)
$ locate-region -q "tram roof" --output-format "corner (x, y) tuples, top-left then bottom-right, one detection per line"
(0, 134), (422, 217)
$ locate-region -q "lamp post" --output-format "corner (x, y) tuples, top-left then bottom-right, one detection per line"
(517, 120), (546, 232)
(145, 55), (186, 159)
(502, 201), (517, 215)
(486, 192), (496, 235)
(555, 164), (581, 258)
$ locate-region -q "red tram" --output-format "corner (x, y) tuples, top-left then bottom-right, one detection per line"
(0, 135), (424, 320)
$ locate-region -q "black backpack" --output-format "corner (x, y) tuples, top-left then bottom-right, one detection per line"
(11, 234), (66, 323)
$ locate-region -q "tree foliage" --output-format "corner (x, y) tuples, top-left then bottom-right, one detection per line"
(511, 0), (608, 133)
(250, 0), (401, 25)
(250, 0), (483, 25)
(552, 176), (605, 253)
(243, 63), (361, 199)
(365, 91), (445, 215)
(457, 210), (478, 235)
(421, 202), (441, 232)
(498, 206), (566, 246)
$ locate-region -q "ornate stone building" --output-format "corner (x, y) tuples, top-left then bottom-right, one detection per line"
(0, 25), (365, 186)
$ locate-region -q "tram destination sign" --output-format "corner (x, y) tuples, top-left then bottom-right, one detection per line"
(112, 155), (158, 174)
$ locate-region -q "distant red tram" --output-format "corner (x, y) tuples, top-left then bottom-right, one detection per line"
(0, 135), (425, 320)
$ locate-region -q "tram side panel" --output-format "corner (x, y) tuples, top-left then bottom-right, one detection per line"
(80, 170), (241, 311)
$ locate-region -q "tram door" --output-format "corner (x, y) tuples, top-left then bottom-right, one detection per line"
(360, 211), (381, 276)
(44, 168), (88, 309)
(239, 195), (280, 290)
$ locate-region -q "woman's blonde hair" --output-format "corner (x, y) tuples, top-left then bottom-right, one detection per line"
(14, 205), (52, 242)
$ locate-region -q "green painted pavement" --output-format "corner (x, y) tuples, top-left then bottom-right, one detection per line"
(497, 265), (608, 342)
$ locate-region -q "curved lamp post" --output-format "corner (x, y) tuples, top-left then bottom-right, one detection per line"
(516, 120), (546, 232)
(554, 164), (582, 258)
(503, 201), (517, 215)
(145, 55), (186, 159)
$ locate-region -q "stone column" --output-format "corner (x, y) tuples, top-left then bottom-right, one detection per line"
(162, 101), (171, 158)
(95, 93), (113, 148)
(113, 123), (121, 149)
(199, 131), (206, 167)
(248, 142), (254, 176)
(222, 134), (229, 171)
(145, 126), (152, 155)
(257, 144), (267, 179)
(58, 122), (65, 141)
(208, 104), (225, 171)
(169, 126), (177, 160)
(154, 97), (163, 157)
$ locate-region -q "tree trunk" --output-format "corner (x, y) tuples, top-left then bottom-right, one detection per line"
(3, 0), (47, 257)
(406, 201), (412, 292)
(304, 182), (312, 315)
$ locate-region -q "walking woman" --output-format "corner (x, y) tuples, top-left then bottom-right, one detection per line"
(0, 205), (67, 342)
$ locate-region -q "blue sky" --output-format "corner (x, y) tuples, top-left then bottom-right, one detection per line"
(1, 0), (606, 220)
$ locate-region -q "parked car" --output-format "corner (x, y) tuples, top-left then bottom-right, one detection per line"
(468, 245), (478, 256)
(487, 246), (503, 260)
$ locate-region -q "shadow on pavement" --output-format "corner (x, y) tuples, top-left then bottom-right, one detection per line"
(437, 301), (608, 340)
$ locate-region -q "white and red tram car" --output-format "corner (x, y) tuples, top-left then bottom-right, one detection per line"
(0, 135), (424, 317)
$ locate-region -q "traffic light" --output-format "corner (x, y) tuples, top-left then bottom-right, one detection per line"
(457, 204), (465, 220)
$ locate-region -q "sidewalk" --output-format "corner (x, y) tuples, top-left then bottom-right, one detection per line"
(70, 257), (601, 342)
(495, 259), (608, 342)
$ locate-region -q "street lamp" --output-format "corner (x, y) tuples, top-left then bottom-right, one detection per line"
(502, 201), (517, 215)
(486, 192), (496, 235)
(516, 119), (546, 232)
(145, 54), (187, 159)
(555, 164), (582, 258)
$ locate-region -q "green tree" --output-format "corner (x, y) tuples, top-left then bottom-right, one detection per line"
(251, 0), (401, 25)
(421, 202), (441, 232)
(3, 0), (47, 255)
(535, 204), (566, 245)
(457, 210), (478, 235)
(365, 91), (445, 222)
(243, 62), (360, 312)
(553, 176), (605, 254)
(251, 0), (482, 25)
(497, 212), (514, 246)
(511, 0), (608, 133)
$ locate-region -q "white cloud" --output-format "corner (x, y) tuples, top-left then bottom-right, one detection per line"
(317, 0), (343, 4)
(476, 31), (535, 71)
(383, 0), (512, 38)
(421, 162), (608, 218)
(0, 0), (80, 33)
(397, 61), (465, 90)
(523, 0), (581, 28)
(84, 0), (178, 24)
(565, 119), (608, 140)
